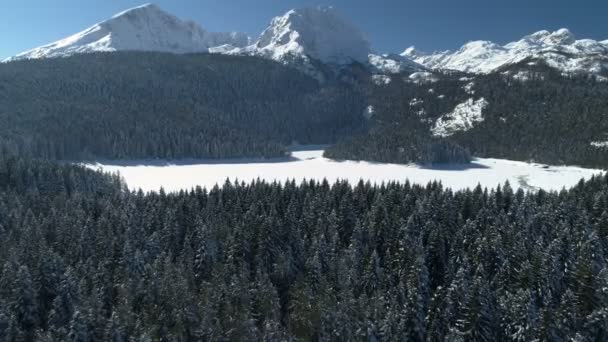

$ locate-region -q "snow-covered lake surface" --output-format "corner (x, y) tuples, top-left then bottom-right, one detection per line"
(85, 149), (604, 193)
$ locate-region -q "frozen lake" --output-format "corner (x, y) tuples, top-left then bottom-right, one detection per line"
(85, 149), (604, 193)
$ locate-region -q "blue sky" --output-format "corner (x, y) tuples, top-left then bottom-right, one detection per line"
(0, 0), (606, 59)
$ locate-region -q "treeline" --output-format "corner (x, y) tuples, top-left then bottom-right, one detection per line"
(328, 63), (608, 168)
(325, 126), (472, 165)
(1, 154), (607, 341)
(0, 52), (366, 160)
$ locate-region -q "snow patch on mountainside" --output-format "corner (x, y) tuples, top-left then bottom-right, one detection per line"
(371, 75), (392, 85)
(596, 75), (608, 82)
(403, 29), (608, 75)
(409, 98), (424, 107)
(432, 98), (488, 137)
(254, 7), (370, 65)
(591, 141), (608, 148)
(408, 72), (438, 83)
(364, 105), (375, 119)
(463, 82), (475, 94)
(4, 4), (249, 62)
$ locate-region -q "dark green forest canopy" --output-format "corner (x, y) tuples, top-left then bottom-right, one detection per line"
(1, 155), (607, 341)
(0, 52), (366, 160)
(2, 52), (608, 167)
(326, 63), (608, 168)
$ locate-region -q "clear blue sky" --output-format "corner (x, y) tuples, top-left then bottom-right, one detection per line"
(0, 0), (606, 59)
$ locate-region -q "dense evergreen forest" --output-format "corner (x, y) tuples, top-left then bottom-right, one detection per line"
(0, 52), (366, 160)
(326, 63), (608, 168)
(2, 52), (608, 167)
(1, 154), (607, 341)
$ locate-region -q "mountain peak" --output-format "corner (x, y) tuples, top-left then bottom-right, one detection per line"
(5, 3), (249, 62)
(111, 3), (162, 19)
(546, 28), (575, 45)
(402, 46), (420, 57)
(521, 28), (575, 46)
(255, 6), (371, 65)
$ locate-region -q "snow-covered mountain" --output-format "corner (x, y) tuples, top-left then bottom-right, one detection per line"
(5, 4), (423, 76)
(368, 53), (426, 74)
(242, 7), (425, 75)
(219, 7), (423, 77)
(4, 3), (249, 62)
(253, 6), (371, 65)
(402, 29), (608, 74)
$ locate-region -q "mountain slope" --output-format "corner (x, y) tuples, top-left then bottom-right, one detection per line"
(4, 4), (249, 62)
(403, 29), (608, 74)
(327, 65), (608, 168)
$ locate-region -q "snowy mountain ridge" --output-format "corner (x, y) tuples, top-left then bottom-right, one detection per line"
(4, 3), (249, 62)
(403, 28), (608, 74)
(3, 4), (424, 76)
(4, 4), (606, 77)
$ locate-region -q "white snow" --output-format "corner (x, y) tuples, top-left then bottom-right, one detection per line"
(364, 105), (375, 119)
(415, 108), (427, 117)
(512, 70), (535, 81)
(371, 74), (392, 85)
(409, 98), (424, 106)
(596, 75), (608, 83)
(403, 28), (608, 75)
(254, 7), (370, 65)
(432, 98), (488, 137)
(4, 4), (249, 62)
(463, 82), (475, 94)
(591, 141), (608, 148)
(402, 46), (452, 71)
(85, 149), (604, 193)
(368, 53), (424, 74)
(408, 72), (438, 83)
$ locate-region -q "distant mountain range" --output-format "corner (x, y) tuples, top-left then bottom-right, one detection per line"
(6, 3), (607, 78)
(403, 29), (608, 75)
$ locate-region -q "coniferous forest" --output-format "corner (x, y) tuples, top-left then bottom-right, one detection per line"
(3, 52), (608, 167)
(0, 154), (607, 341)
(0, 52), (365, 160)
(326, 62), (608, 168)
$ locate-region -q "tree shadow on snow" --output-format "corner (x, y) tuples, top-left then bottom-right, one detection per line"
(85, 155), (301, 167)
(418, 162), (491, 171)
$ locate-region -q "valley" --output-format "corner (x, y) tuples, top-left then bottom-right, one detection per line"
(0, 3), (607, 341)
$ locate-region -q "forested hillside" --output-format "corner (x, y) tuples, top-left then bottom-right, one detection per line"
(2, 52), (608, 168)
(327, 64), (608, 168)
(1, 154), (607, 341)
(0, 52), (366, 160)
